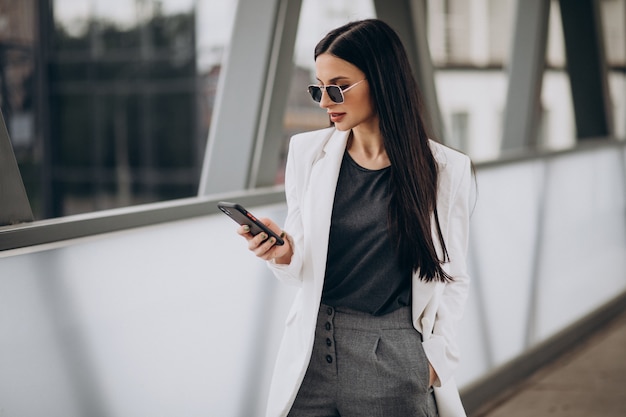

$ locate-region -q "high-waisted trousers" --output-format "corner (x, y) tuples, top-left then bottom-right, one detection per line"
(287, 303), (438, 417)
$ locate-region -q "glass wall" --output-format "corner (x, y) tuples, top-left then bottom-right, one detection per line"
(428, 0), (515, 160)
(429, 0), (623, 160)
(282, 0), (623, 167)
(2, 0), (623, 220)
(0, 0), (237, 219)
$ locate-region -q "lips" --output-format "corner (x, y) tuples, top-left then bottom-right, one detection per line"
(328, 112), (346, 123)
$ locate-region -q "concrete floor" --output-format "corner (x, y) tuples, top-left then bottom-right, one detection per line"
(472, 310), (626, 417)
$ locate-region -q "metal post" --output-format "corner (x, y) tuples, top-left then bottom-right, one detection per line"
(501, 0), (551, 152)
(198, 0), (287, 195)
(248, 0), (303, 188)
(559, 0), (613, 139)
(0, 108), (34, 225)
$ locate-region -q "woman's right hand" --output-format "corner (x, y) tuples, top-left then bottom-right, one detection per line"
(236, 217), (293, 264)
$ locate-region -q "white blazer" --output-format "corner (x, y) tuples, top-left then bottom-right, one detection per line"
(266, 127), (472, 417)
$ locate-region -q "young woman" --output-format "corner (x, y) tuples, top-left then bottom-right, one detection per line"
(237, 19), (472, 417)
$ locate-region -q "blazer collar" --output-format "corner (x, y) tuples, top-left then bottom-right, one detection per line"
(429, 139), (448, 169)
(321, 129), (350, 161)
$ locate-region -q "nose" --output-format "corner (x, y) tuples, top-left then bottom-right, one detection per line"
(318, 88), (334, 109)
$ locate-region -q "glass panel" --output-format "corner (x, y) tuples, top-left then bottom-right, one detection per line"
(431, 0), (515, 161)
(601, 0), (626, 68)
(600, 0), (626, 140)
(487, 0), (515, 65)
(465, 146), (626, 382)
(1, 0), (237, 219)
(450, 111), (470, 151)
(0, 203), (291, 417)
(433, 0), (609, 158)
(541, 0), (576, 151)
(0, 0), (38, 214)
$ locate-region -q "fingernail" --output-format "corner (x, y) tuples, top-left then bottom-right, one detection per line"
(280, 231), (286, 238)
(243, 225), (250, 232)
(269, 237), (276, 244)
(260, 233), (268, 240)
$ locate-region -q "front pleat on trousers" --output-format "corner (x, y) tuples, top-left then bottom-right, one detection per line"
(287, 303), (439, 417)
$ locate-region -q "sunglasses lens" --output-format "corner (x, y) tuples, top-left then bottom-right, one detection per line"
(308, 86), (322, 102)
(326, 86), (344, 103)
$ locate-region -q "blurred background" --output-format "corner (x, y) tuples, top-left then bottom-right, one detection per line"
(3, 0), (624, 219)
(0, 0), (625, 416)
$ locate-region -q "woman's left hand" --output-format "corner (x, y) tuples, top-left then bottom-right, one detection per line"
(429, 364), (438, 387)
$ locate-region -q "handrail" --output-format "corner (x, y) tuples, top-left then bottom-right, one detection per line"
(1, 138), (624, 253)
(0, 187), (285, 252)
(473, 137), (625, 169)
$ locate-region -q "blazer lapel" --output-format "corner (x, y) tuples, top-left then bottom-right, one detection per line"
(305, 129), (350, 284)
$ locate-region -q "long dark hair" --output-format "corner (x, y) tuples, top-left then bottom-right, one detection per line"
(315, 19), (451, 282)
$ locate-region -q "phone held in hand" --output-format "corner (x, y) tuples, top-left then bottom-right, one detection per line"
(217, 201), (285, 246)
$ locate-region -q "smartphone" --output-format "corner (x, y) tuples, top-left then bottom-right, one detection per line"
(217, 201), (284, 245)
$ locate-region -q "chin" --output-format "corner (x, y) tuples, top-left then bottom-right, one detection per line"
(333, 122), (354, 132)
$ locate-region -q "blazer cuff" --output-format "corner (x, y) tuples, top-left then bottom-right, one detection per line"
(422, 335), (454, 386)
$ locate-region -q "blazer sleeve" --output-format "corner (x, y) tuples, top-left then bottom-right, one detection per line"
(422, 154), (472, 386)
(266, 136), (305, 286)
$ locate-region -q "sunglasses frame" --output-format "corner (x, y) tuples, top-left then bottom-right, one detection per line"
(307, 79), (366, 104)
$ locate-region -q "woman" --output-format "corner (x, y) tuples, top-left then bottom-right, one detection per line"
(237, 19), (472, 417)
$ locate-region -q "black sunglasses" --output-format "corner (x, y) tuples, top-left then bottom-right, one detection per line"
(307, 79), (366, 104)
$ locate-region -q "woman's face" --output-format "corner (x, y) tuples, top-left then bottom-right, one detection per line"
(314, 53), (377, 132)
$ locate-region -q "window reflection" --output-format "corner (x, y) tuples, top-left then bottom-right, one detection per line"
(0, 1), (37, 212)
(0, 0), (236, 219)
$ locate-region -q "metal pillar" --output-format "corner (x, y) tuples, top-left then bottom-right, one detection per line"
(248, 0), (303, 188)
(559, 0), (613, 139)
(36, 0), (54, 218)
(0, 109), (33, 225)
(198, 0), (302, 195)
(501, 0), (551, 152)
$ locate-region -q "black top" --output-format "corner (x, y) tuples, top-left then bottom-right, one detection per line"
(322, 151), (411, 316)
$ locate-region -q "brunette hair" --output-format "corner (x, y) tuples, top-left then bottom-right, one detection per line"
(314, 19), (451, 282)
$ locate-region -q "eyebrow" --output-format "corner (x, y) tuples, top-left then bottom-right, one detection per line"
(315, 76), (351, 84)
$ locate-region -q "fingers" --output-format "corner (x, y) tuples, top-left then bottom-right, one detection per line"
(234, 218), (288, 261)
(236, 224), (252, 237)
(238, 226), (282, 259)
(428, 364), (438, 387)
(251, 233), (280, 259)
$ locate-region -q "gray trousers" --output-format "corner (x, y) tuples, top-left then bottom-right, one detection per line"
(288, 303), (438, 417)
